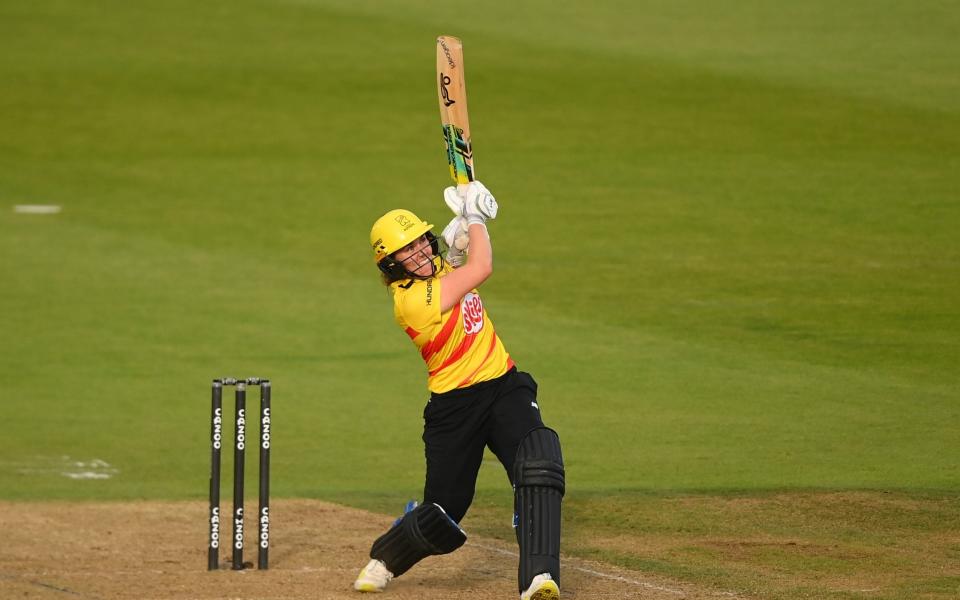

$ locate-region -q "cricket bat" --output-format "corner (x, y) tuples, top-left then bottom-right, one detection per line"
(436, 36), (474, 194)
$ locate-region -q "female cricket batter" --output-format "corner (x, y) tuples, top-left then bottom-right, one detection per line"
(354, 181), (565, 600)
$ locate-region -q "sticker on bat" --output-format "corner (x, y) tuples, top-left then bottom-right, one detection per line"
(442, 125), (474, 183)
(439, 73), (456, 107)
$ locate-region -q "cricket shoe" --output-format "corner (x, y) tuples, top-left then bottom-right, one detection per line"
(520, 573), (560, 600)
(353, 558), (393, 593)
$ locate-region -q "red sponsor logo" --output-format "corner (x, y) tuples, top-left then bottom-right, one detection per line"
(461, 292), (484, 335)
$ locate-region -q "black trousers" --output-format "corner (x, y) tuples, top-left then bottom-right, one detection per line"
(421, 368), (545, 523)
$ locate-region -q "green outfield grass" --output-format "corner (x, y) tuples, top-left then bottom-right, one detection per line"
(2, 1), (957, 598)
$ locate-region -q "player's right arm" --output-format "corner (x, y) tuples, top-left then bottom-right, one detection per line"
(438, 222), (492, 312)
(438, 181), (498, 312)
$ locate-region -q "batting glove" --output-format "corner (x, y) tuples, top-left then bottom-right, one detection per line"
(446, 246), (467, 268)
(462, 181), (498, 225)
(441, 215), (470, 267)
(443, 186), (465, 216)
(441, 215), (470, 250)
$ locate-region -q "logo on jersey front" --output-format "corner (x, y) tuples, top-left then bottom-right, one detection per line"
(461, 292), (484, 335)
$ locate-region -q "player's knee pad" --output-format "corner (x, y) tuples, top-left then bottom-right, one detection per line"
(370, 502), (466, 577)
(513, 426), (565, 592)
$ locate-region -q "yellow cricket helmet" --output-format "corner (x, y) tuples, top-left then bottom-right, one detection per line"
(370, 209), (440, 281)
(370, 209), (434, 262)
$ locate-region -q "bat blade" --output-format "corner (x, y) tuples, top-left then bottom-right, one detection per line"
(436, 35), (474, 191)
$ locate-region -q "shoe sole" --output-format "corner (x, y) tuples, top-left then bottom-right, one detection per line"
(526, 580), (560, 600)
(354, 581), (384, 593)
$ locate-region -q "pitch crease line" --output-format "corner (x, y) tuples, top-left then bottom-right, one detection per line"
(0, 573), (101, 599)
(466, 541), (690, 596)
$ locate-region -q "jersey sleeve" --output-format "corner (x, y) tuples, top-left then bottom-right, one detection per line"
(395, 278), (442, 331)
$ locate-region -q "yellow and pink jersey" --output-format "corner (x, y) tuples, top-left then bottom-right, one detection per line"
(391, 264), (513, 393)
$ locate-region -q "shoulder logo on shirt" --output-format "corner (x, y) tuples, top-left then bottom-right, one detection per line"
(461, 292), (484, 335)
(425, 280), (433, 306)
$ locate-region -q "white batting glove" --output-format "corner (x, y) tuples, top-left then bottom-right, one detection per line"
(443, 186), (465, 216)
(462, 181), (498, 225)
(441, 215), (470, 268)
(446, 246), (467, 267)
(441, 215), (470, 250)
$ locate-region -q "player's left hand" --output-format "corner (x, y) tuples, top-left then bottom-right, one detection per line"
(441, 215), (469, 268)
(443, 186), (465, 216)
(446, 246), (467, 267)
(441, 215), (470, 250)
